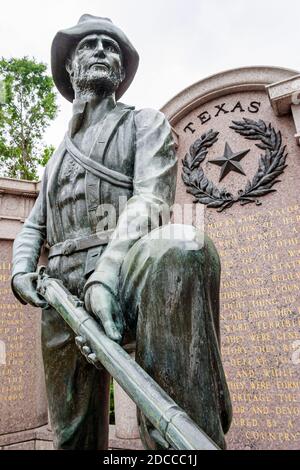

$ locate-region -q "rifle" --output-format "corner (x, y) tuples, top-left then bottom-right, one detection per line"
(36, 267), (219, 451)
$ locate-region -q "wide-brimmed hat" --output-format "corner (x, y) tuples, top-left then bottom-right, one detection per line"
(51, 14), (139, 102)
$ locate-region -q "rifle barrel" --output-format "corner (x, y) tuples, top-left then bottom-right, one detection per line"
(37, 271), (219, 451)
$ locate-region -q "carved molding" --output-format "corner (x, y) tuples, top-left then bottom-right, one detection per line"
(161, 66), (300, 126)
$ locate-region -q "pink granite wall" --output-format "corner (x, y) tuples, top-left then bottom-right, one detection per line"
(0, 177), (48, 446)
(162, 67), (300, 450)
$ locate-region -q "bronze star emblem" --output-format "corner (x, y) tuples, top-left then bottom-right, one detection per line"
(209, 142), (250, 182)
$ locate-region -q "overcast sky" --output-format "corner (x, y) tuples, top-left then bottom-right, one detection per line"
(1, 0), (300, 148)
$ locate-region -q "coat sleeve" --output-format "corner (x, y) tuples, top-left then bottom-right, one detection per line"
(11, 167), (48, 303)
(84, 108), (177, 297)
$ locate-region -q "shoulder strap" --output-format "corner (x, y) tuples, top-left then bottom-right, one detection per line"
(88, 102), (134, 160)
(65, 134), (133, 189)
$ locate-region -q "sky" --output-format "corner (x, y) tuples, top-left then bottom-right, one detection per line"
(0, 0), (300, 148)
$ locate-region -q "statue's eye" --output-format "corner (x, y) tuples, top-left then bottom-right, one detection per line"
(106, 44), (118, 53)
(79, 42), (91, 52)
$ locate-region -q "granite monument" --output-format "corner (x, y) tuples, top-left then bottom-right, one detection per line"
(162, 66), (300, 450)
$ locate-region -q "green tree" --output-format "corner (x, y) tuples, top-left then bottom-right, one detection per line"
(0, 57), (58, 180)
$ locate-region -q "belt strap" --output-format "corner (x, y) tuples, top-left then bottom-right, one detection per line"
(48, 229), (114, 259)
(65, 135), (133, 189)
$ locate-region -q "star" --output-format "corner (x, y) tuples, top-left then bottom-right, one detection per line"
(209, 142), (250, 182)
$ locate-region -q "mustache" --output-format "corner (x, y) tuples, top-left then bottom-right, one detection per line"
(71, 66), (122, 94)
(87, 59), (110, 69)
(89, 64), (109, 70)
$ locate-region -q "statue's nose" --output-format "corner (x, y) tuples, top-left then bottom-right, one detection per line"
(94, 40), (105, 58)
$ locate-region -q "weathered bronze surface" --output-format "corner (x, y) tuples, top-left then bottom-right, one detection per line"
(11, 14), (231, 449)
(208, 142), (249, 181)
(36, 267), (219, 450)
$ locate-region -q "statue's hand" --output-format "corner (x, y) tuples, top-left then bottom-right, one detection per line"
(84, 284), (123, 343)
(75, 336), (103, 370)
(12, 273), (48, 308)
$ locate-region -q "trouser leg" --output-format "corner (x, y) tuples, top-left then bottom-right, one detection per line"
(41, 307), (110, 450)
(120, 225), (232, 449)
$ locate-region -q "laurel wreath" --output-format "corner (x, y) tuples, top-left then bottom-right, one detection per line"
(182, 118), (288, 212)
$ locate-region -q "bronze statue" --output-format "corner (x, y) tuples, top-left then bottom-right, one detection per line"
(11, 15), (232, 449)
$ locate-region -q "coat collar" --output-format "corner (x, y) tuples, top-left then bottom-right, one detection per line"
(69, 96), (117, 137)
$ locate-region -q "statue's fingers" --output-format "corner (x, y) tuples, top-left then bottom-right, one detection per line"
(75, 336), (85, 349)
(88, 353), (97, 363)
(88, 353), (103, 370)
(84, 290), (92, 312)
(90, 292), (122, 342)
(102, 316), (122, 343)
(82, 345), (92, 356)
(26, 291), (48, 309)
(19, 274), (48, 308)
(27, 272), (38, 281)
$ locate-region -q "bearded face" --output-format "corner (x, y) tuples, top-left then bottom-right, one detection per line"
(67, 33), (125, 98)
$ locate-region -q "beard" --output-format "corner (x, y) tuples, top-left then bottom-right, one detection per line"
(70, 62), (123, 97)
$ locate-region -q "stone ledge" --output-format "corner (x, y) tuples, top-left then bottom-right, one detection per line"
(1, 440), (36, 450)
(0, 177), (40, 196)
(0, 428), (38, 447)
(109, 425), (143, 451)
(0, 424), (143, 451)
(266, 74), (300, 115)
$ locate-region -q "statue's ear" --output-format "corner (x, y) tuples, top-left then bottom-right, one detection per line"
(65, 57), (73, 78)
(120, 66), (126, 83)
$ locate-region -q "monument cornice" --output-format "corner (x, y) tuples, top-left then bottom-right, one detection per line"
(161, 66), (300, 125)
(0, 177), (40, 198)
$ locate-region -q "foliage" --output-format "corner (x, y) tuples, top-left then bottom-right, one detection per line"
(0, 57), (58, 180)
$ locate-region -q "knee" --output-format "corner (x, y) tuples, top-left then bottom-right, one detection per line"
(123, 224), (220, 277)
(141, 225), (221, 290)
(139, 224), (207, 257)
(142, 224), (204, 250)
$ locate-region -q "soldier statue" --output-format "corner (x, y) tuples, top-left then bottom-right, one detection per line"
(11, 15), (232, 449)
